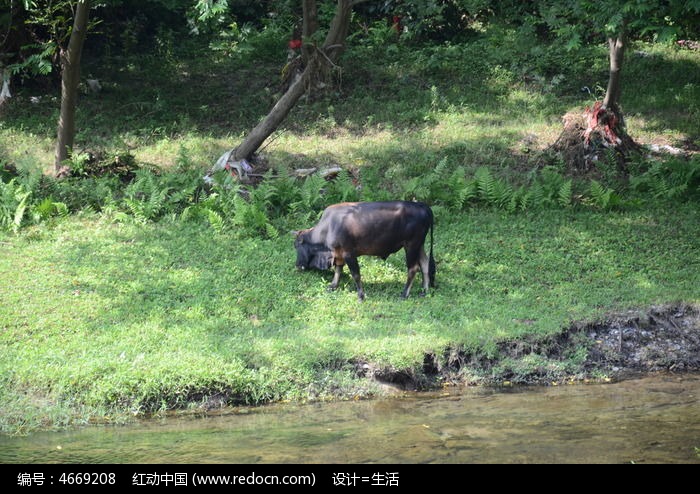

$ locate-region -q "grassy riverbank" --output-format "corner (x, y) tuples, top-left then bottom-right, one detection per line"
(2, 205), (699, 434)
(1, 30), (699, 434)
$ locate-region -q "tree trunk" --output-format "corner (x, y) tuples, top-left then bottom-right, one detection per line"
(551, 23), (641, 174)
(229, 0), (362, 162)
(323, 0), (354, 61)
(233, 59), (318, 161)
(301, 0), (318, 65)
(54, 1), (90, 175)
(601, 30), (626, 113)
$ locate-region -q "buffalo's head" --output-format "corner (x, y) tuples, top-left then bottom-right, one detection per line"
(293, 230), (333, 271)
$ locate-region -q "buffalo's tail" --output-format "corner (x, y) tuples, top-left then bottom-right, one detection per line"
(428, 208), (436, 288)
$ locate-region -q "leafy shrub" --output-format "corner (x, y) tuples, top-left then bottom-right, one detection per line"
(5, 151), (696, 236)
(208, 19), (290, 63)
(289, 174), (329, 223)
(44, 176), (122, 213)
(323, 171), (361, 205)
(391, 161), (581, 213)
(116, 159), (206, 223)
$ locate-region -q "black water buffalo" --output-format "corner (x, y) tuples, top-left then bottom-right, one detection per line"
(294, 201), (435, 300)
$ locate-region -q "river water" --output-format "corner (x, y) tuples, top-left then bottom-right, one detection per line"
(1, 374), (699, 464)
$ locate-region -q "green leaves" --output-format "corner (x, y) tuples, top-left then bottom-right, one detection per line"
(193, 0), (229, 24)
(9, 42), (57, 77)
(32, 197), (68, 222)
(123, 178), (172, 224)
(540, 0), (697, 45)
(557, 179), (573, 208)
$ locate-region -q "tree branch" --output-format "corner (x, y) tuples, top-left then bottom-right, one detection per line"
(316, 44), (343, 69)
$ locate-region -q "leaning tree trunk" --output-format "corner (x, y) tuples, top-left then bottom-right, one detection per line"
(552, 24), (639, 174)
(54, 0), (90, 175)
(231, 58), (319, 161)
(217, 0), (361, 170)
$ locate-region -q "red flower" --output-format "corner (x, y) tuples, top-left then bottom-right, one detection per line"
(288, 39), (302, 50)
(392, 15), (402, 34)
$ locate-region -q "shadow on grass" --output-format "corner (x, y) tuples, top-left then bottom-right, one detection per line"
(4, 34), (697, 158)
(54, 203), (700, 365)
(623, 48), (700, 139)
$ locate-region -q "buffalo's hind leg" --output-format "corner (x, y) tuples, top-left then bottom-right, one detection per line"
(401, 246), (423, 299)
(418, 247), (431, 295)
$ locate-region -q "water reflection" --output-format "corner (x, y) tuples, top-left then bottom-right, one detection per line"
(2, 374), (699, 464)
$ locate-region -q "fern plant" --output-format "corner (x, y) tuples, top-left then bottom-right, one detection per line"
(264, 175), (301, 217)
(122, 171), (172, 223)
(515, 185), (538, 212)
(44, 175), (121, 213)
(324, 170), (360, 204)
(31, 197), (69, 224)
(207, 208), (226, 234)
(290, 174), (327, 223)
(491, 178), (516, 211)
(0, 178), (31, 232)
(557, 179), (573, 208)
(537, 166), (568, 208)
(189, 170), (279, 238)
(472, 166), (517, 211)
(229, 192), (278, 239)
(474, 166), (497, 203)
(586, 180), (622, 210)
(423, 158), (466, 206)
(630, 156), (700, 201)
(449, 167), (477, 210)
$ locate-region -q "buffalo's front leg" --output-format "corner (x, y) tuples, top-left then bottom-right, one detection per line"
(344, 254), (365, 301)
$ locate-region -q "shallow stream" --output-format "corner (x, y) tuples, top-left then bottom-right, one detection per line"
(2, 374), (699, 464)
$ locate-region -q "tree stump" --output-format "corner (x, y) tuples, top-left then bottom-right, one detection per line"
(551, 101), (640, 176)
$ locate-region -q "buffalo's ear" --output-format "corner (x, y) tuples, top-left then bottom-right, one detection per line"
(290, 230), (299, 236)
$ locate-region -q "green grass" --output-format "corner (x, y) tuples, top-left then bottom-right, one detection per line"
(1, 27), (699, 434)
(2, 204), (699, 433)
